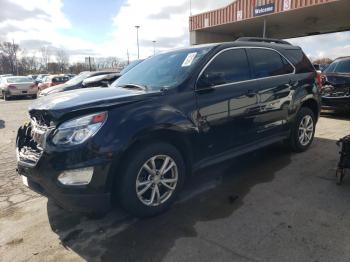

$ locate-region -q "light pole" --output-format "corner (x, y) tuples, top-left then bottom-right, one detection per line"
(135, 25), (140, 59)
(152, 40), (156, 56)
(189, 0), (192, 16)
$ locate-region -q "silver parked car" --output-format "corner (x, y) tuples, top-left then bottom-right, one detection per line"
(0, 76), (38, 100)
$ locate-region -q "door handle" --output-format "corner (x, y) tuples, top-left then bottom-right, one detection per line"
(246, 90), (257, 97)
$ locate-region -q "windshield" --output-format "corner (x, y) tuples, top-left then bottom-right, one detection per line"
(6, 77), (33, 83)
(324, 59), (350, 73)
(66, 72), (92, 85)
(120, 60), (144, 75)
(113, 47), (212, 90)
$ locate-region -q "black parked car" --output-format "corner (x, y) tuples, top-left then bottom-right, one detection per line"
(321, 56), (350, 111)
(16, 38), (320, 217)
(82, 60), (144, 88)
(82, 73), (121, 88)
(38, 71), (116, 97)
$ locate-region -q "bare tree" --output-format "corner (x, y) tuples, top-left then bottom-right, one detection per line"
(313, 57), (333, 65)
(55, 49), (69, 73)
(95, 57), (122, 70)
(39, 46), (50, 72)
(0, 41), (20, 74)
(19, 55), (40, 75)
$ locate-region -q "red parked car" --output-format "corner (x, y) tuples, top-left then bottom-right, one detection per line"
(37, 75), (69, 91)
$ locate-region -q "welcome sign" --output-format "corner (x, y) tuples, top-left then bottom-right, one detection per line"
(254, 3), (275, 17)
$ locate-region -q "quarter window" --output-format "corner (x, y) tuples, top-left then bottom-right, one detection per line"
(248, 49), (294, 78)
(198, 49), (251, 88)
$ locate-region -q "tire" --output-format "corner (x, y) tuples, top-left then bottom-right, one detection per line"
(32, 94), (37, 99)
(289, 107), (316, 152)
(3, 91), (9, 101)
(117, 142), (186, 217)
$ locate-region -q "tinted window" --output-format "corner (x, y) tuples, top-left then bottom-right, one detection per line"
(324, 59), (350, 73)
(248, 49), (294, 78)
(198, 49), (250, 87)
(53, 76), (69, 82)
(284, 49), (314, 73)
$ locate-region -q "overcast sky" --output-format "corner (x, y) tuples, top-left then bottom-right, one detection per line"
(0, 0), (349, 62)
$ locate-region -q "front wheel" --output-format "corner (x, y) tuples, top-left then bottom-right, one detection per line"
(289, 107), (316, 152)
(117, 142), (185, 217)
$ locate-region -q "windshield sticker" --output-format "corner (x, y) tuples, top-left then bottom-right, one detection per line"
(182, 52), (197, 67)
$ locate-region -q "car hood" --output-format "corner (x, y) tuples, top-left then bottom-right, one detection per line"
(29, 87), (159, 121)
(323, 73), (350, 87)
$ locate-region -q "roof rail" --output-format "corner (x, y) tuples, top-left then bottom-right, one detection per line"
(236, 37), (292, 45)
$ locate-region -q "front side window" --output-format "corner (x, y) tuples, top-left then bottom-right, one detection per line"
(197, 48), (251, 88)
(248, 49), (294, 78)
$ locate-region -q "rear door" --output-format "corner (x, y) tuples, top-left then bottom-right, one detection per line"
(195, 48), (260, 157)
(246, 48), (295, 138)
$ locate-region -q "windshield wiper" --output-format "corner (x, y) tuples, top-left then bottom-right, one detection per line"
(119, 84), (147, 90)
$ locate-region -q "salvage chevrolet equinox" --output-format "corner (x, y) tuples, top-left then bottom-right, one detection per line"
(16, 38), (321, 217)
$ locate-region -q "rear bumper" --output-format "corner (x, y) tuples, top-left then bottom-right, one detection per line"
(322, 95), (350, 110)
(8, 89), (37, 96)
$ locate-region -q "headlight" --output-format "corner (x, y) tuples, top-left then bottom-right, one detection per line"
(52, 112), (107, 146)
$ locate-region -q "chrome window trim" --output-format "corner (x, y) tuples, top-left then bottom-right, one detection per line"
(195, 46), (296, 90)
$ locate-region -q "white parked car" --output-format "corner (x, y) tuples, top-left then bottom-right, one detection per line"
(0, 76), (38, 100)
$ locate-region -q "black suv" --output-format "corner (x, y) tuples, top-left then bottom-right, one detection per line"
(16, 38), (320, 217)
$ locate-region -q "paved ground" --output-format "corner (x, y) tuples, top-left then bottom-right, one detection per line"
(0, 98), (350, 262)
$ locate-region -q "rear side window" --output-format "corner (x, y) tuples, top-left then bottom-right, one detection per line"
(283, 49), (314, 73)
(247, 49), (294, 78)
(53, 77), (69, 82)
(198, 48), (251, 87)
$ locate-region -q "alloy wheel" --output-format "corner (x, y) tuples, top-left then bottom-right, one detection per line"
(136, 155), (178, 206)
(298, 115), (314, 146)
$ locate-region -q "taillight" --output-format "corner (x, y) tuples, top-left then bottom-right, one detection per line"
(30, 84), (36, 89)
(315, 71), (322, 90)
(8, 85), (17, 89)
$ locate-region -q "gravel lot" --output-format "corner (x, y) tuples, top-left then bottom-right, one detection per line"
(0, 98), (350, 262)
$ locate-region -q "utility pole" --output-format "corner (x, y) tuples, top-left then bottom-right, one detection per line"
(135, 25), (140, 59)
(88, 56), (92, 71)
(127, 49), (130, 64)
(189, 0), (192, 16)
(152, 40), (156, 56)
(13, 39), (18, 75)
(263, 19), (267, 38)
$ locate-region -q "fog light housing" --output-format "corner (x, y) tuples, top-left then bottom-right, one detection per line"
(57, 167), (94, 186)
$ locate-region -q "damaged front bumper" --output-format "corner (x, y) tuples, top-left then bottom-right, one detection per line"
(16, 122), (113, 214)
(321, 85), (350, 111)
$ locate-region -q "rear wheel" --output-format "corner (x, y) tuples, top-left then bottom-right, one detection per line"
(3, 91), (9, 101)
(117, 142), (185, 217)
(289, 107), (316, 152)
